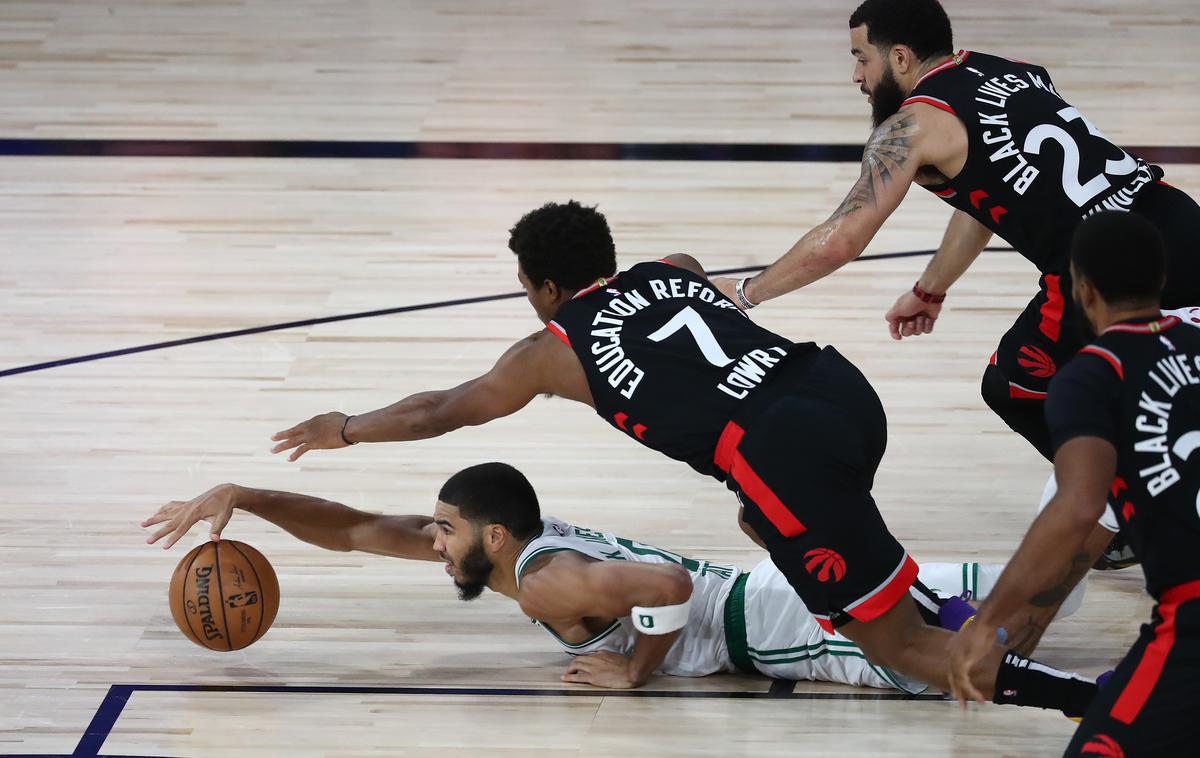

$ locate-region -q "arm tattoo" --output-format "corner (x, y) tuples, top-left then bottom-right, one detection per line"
(1007, 617), (1049, 654)
(1028, 550), (1092, 608)
(830, 111), (918, 221)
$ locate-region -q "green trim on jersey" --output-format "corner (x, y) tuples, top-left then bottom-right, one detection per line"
(515, 544), (623, 651)
(542, 618), (623, 650)
(722, 573), (756, 674)
(515, 547), (572, 584)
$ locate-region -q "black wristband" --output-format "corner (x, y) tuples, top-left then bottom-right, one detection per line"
(340, 415), (358, 445)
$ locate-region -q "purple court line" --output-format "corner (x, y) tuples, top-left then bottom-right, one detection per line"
(0, 138), (1196, 165)
(41, 681), (939, 758)
(0, 249), (1014, 379)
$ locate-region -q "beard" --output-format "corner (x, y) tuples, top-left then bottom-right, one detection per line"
(869, 63), (907, 128)
(452, 538), (495, 601)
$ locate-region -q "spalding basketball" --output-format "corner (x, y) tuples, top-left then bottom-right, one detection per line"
(168, 540), (280, 651)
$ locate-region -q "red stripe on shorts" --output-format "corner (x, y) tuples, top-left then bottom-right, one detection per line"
(714, 422), (806, 538)
(1008, 382), (1048, 400)
(1110, 579), (1200, 724)
(1038, 274), (1064, 342)
(846, 554), (919, 623)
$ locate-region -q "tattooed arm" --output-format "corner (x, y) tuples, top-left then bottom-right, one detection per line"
(734, 109), (923, 305)
(968, 437), (1116, 649)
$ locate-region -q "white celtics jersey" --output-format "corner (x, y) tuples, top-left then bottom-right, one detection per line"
(514, 517), (741, 677)
(514, 519), (1026, 694)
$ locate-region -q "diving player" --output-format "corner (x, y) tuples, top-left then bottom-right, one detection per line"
(268, 200), (1096, 715)
(144, 462), (1077, 694)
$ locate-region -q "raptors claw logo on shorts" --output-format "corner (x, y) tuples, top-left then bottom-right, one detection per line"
(1079, 733), (1124, 758)
(1017, 344), (1057, 378)
(803, 548), (846, 583)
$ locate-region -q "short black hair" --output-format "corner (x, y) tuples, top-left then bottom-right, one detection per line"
(438, 462), (542, 540)
(849, 0), (954, 61)
(1070, 212), (1166, 306)
(508, 200), (617, 290)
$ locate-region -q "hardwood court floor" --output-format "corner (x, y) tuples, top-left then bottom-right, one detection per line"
(2, 1), (1199, 756)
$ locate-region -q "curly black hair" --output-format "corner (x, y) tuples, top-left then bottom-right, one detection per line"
(849, 0), (954, 61)
(508, 200), (617, 290)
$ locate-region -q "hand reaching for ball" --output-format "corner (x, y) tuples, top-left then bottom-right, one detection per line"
(142, 483), (239, 549)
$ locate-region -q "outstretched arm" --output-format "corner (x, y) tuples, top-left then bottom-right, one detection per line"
(945, 436), (1114, 704)
(519, 555), (694, 688)
(713, 110), (922, 306)
(142, 482), (439, 559)
(885, 210), (993, 340)
(271, 332), (556, 461)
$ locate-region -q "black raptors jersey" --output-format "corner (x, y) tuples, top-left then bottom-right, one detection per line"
(906, 51), (1162, 273)
(1046, 316), (1200, 597)
(548, 260), (816, 478)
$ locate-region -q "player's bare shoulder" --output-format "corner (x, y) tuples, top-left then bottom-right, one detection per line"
(892, 102), (968, 185)
(520, 326), (594, 406)
(516, 550), (593, 620)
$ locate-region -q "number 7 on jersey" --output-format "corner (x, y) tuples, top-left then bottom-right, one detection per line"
(647, 306), (737, 367)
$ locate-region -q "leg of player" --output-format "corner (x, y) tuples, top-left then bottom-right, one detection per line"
(981, 363), (1056, 461)
(917, 560), (1086, 627)
(970, 474), (1115, 655)
(838, 595), (1097, 716)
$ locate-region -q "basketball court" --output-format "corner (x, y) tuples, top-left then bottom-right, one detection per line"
(2, 1), (1198, 755)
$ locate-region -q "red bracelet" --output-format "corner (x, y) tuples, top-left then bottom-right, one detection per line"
(912, 281), (946, 304)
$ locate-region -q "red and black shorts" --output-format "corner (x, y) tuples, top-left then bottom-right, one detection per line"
(991, 181), (1200, 418)
(715, 346), (918, 633)
(1065, 581), (1200, 757)
(991, 269), (1082, 405)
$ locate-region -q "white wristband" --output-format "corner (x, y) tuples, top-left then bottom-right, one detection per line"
(631, 597), (692, 635)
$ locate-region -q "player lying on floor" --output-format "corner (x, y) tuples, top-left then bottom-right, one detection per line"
(143, 462), (1083, 695)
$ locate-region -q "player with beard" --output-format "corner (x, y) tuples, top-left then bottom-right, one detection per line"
(267, 201), (1099, 716)
(708, 0), (1200, 651)
(947, 213), (1200, 756)
(143, 462), (1083, 696)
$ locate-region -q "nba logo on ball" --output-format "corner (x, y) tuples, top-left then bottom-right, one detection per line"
(168, 540), (280, 651)
(804, 548), (847, 583)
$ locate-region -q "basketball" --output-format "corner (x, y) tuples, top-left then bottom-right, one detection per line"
(168, 540), (280, 651)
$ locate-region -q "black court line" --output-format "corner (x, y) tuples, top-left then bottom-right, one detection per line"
(26, 681), (942, 758)
(1, 138), (1197, 165)
(0, 248), (1015, 379)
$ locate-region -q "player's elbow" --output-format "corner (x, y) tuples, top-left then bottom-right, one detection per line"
(655, 564), (694, 606)
(1058, 491), (1108, 531)
(823, 232), (863, 267)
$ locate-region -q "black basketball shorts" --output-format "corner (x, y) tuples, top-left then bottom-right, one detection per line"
(1064, 580), (1200, 757)
(715, 347), (917, 632)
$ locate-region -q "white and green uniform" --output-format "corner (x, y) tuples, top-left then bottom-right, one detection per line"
(515, 518), (1009, 692)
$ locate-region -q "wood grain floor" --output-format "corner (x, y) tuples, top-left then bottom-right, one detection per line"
(2, 1), (1198, 755)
